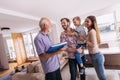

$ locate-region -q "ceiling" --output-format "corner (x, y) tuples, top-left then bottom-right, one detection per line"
(0, 0), (120, 34)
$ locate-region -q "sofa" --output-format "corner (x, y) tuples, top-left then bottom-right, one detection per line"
(12, 51), (68, 80)
(12, 61), (45, 80)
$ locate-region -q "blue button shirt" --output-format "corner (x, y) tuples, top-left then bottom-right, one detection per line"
(34, 31), (60, 74)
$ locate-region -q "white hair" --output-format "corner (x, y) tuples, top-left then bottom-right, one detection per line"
(39, 17), (49, 28)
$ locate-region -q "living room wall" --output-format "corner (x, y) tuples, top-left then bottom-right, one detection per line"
(0, 34), (9, 69)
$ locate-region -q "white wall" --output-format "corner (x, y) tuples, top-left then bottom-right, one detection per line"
(49, 23), (61, 44)
(116, 7), (120, 22)
(0, 34), (9, 69)
(50, 23), (63, 44)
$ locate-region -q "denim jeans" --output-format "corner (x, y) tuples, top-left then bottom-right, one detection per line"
(77, 55), (86, 80)
(75, 43), (87, 64)
(90, 52), (107, 80)
(68, 59), (77, 80)
(75, 53), (83, 64)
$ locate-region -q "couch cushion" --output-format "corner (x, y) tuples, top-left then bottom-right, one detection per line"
(12, 72), (45, 80)
(34, 63), (44, 73)
(27, 61), (40, 73)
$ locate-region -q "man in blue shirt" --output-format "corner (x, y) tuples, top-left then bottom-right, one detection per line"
(34, 17), (67, 80)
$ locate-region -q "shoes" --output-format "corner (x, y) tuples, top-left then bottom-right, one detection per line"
(79, 67), (85, 75)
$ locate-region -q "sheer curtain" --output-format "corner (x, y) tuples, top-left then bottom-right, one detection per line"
(12, 33), (26, 65)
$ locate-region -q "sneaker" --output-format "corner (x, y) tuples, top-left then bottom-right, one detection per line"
(79, 67), (85, 75)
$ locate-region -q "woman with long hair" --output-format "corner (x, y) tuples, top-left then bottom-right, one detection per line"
(84, 15), (107, 80)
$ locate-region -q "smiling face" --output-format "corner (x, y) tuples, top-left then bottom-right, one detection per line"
(61, 19), (70, 31)
(85, 18), (92, 29)
(84, 16), (101, 44)
(39, 18), (53, 33)
(73, 18), (81, 27)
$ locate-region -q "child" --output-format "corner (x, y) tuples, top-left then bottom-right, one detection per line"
(73, 16), (87, 75)
(65, 31), (86, 74)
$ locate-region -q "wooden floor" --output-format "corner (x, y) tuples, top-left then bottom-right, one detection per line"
(0, 62), (29, 78)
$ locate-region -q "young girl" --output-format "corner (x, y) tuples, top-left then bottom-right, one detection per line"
(84, 15), (107, 80)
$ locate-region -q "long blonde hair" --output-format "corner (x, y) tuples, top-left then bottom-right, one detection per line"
(87, 16), (101, 44)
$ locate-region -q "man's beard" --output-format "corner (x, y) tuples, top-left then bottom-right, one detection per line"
(63, 25), (69, 31)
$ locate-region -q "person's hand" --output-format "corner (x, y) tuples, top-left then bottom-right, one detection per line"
(62, 53), (68, 59)
(64, 55), (69, 59)
(57, 46), (68, 54)
(61, 32), (67, 35)
(78, 36), (84, 41)
(68, 31), (78, 36)
(78, 36), (87, 42)
(76, 47), (82, 53)
(60, 46), (68, 51)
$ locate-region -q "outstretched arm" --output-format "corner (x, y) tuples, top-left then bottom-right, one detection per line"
(39, 46), (67, 60)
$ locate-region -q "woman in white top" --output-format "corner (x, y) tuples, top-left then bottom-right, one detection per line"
(84, 16), (107, 80)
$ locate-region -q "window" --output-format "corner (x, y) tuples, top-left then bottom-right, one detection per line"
(23, 34), (33, 58)
(31, 32), (38, 57)
(116, 9), (120, 39)
(23, 32), (38, 58)
(96, 12), (120, 49)
(6, 38), (16, 60)
(97, 13), (117, 42)
(117, 22), (120, 39)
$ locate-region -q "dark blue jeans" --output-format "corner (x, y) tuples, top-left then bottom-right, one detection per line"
(75, 43), (87, 64)
(77, 55), (86, 80)
(68, 59), (77, 80)
(45, 68), (62, 80)
(90, 52), (107, 80)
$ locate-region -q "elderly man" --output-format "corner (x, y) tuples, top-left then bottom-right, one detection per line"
(34, 17), (67, 80)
